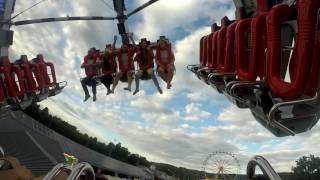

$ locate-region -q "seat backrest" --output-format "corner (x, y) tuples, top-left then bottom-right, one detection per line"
(199, 36), (205, 65)
(207, 23), (220, 69)
(267, 0), (320, 100)
(236, 0), (274, 81)
(0, 56), (25, 97)
(20, 55), (29, 64)
(217, 16), (232, 72)
(202, 36), (208, 67)
(220, 21), (238, 73)
(0, 56), (11, 67)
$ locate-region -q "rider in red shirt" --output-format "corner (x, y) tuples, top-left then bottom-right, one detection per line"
(133, 38), (162, 95)
(100, 36), (117, 95)
(81, 48), (101, 102)
(111, 34), (135, 93)
(155, 36), (175, 89)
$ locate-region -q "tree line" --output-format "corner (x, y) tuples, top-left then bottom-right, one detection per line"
(23, 103), (150, 167)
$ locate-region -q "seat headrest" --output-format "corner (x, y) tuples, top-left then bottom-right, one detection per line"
(257, 0), (274, 12)
(19, 55), (29, 64)
(221, 16), (232, 27)
(211, 23), (221, 32)
(37, 54), (44, 62)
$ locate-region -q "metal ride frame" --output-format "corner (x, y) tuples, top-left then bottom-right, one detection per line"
(0, 0), (160, 56)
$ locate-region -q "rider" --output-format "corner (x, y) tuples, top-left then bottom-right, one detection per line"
(100, 36), (117, 95)
(133, 38), (162, 95)
(80, 48), (100, 102)
(111, 34), (135, 93)
(155, 36), (175, 89)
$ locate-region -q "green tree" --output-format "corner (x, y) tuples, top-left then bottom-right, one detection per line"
(292, 155), (320, 180)
(23, 104), (151, 167)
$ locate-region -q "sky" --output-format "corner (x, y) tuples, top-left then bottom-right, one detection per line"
(8, 0), (320, 174)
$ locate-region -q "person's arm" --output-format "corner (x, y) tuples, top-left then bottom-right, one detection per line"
(95, 57), (103, 66)
(128, 33), (138, 51)
(112, 35), (117, 49)
(149, 42), (157, 50)
(81, 58), (87, 68)
(155, 52), (163, 68)
(170, 51), (175, 65)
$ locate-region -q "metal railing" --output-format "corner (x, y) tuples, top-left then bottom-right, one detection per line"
(67, 162), (95, 180)
(42, 163), (71, 180)
(247, 156), (282, 180)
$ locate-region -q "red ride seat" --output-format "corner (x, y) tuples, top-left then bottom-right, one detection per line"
(197, 23), (220, 84)
(32, 54), (66, 97)
(251, 0), (320, 137)
(208, 23), (221, 70)
(15, 55), (44, 92)
(15, 55), (50, 102)
(0, 56), (33, 110)
(218, 21), (237, 73)
(0, 56), (25, 98)
(223, 0), (273, 108)
(187, 36), (206, 74)
(217, 16), (233, 72)
(207, 6), (254, 93)
(208, 17), (236, 93)
(267, 2), (319, 100)
(32, 54), (56, 87)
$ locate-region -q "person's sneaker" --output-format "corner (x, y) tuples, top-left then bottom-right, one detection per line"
(93, 95), (97, 102)
(83, 95), (90, 102)
(133, 89), (139, 95)
(124, 87), (131, 92)
(158, 88), (163, 94)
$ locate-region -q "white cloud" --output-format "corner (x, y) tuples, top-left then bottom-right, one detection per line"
(181, 124), (189, 128)
(184, 103), (211, 121)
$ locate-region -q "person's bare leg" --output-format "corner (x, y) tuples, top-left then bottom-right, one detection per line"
(157, 67), (167, 83)
(124, 71), (133, 91)
(111, 72), (122, 93)
(133, 70), (142, 95)
(166, 65), (175, 89)
(149, 69), (162, 94)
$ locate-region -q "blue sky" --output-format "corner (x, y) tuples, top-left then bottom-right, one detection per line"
(9, 0), (320, 174)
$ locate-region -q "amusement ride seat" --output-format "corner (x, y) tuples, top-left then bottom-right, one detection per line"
(250, 0), (320, 136)
(0, 56), (33, 110)
(32, 54), (66, 97)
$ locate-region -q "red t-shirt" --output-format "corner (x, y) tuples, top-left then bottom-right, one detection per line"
(83, 55), (98, 77)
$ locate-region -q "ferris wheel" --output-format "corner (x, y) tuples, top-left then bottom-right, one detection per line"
(202, 151), (241, 180)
